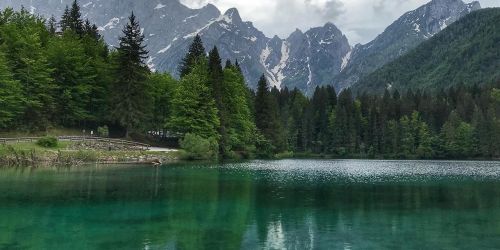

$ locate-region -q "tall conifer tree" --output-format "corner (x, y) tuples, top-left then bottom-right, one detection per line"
(208, 46), (228, 156)
(255, 75), (284, 152)
(0, 52), (23, 128)
(60, 6), (71, 31)
(69, 0), (84, 36)
(178, 34), (206, 77)
(110, 12), (151, 137)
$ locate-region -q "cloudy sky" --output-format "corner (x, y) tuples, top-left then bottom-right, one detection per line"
(180, 0), (499, 45)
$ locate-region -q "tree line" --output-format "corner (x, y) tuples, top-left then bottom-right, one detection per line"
(0, 1), (499, 160)
(0, 2), (171, 138)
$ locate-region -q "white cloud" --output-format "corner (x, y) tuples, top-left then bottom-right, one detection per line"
(180, 0), (499, 44)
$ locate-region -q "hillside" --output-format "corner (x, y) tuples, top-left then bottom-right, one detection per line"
(354, 8), (500, 94)
(333, 0), (480, 91)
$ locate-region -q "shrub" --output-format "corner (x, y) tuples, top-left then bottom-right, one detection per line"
(275, 151), (294, 159)
(37, 136), (58, 148)
(97, 126), (109, 137)
(180, 133), (218, 160)
(255, 133), (275, 159)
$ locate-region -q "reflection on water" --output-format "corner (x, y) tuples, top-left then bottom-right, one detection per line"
(0, 160), (500, 249)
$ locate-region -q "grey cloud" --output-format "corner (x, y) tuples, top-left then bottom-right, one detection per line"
(373, 0), (408, 14)
(315, 0), (345, 20)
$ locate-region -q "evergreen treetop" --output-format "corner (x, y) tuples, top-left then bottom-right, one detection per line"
(179, 34), (206, 77)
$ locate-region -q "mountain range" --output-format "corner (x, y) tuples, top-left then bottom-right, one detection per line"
(0, 0), (481, 93)
(354, 8), (500, 94)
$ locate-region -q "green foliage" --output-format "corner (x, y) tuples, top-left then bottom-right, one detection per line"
(0, 6), (112, 131)
(46, 32), (95, 126)
(97, 126), (109, 137)
(0, 51), (23, 128)
(168, 61), (220, 139)
(110, 12), (151, 137)
(416, 123), (434, 159)
(0, 8), (55, 130)
(180, 133), (219, 160)
(148, 72), (178, 130)
(356, 9), (500, 94)
(441, 112), (476, 158)
(254, 75), (285, 153)
(36, 136), (58, 148)
(492, 89), (500, 102)
(265, 82), (500, 159)
(221, 64), (257, 155)
(170, 39), (257, 159)
(178, 35), (206, 77)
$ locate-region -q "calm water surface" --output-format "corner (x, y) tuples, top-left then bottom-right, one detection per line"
(1, 160), (500, 249)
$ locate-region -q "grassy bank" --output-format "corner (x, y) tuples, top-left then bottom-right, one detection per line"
(0, 128), (86, 138)
(0, 141), (182, 168)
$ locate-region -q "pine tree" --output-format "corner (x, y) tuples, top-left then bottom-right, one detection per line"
(330, 89), (356, 155)
(222, 66), (256, 153)
(225, 59), (233, 69)
(168, 61), (219, 139)
(110, 12), (151, 137)
(69, 0), (84, 36)
(148, 72), (177, 132)
(399, 115), (414, 157)
(47, 32), (95, 126)
(83, 19), (100, 40)
(60, 6), (71, 31)
(47, 15), (57, 34)
(234, 59), (242, 73)
(0, 11), (56, 129)
(208, 46), (227, 156)
(416, 122), (434, 158)
(255, 75), (284, 152)
(288, 88), (308, 152)
(0, 52), (23, 128)
(178, 34), (206, 77)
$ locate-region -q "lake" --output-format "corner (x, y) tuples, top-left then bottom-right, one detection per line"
(1, 160), (500, 249)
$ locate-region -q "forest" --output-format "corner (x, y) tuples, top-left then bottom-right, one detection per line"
(0, 1), (499, 160)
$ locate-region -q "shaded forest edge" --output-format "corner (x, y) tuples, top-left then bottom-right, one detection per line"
(0, 2), (499, 162)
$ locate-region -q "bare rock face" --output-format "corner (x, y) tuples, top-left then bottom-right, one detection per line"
(0, 0), (480, 93)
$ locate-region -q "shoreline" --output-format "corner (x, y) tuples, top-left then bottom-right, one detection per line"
(1, 144), (499, 168)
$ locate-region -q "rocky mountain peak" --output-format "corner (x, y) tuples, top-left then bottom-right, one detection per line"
(223, 8), (242, 24)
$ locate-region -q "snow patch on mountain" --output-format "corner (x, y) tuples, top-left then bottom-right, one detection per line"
(183, 14), (198, 22)
(341, 51), (351, 71)
(413, 23), (421, 32)
(306, 35), (313, 86)
(158, 44), (172, 54)
(154, 4), (166, 10)
(83, 2), (93, 8)
(147, 56), (156, 71)
(260, 45), (279, 88)
(98, 17), (120, 31)
(269, 42), (290, 89)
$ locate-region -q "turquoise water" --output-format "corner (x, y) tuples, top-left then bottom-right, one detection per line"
(1, 160), (500, 249)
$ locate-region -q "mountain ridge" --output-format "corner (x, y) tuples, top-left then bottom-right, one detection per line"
(0, 0), (482, 92)
(352, 8), (500, 94)
(333, 0), (481, 91)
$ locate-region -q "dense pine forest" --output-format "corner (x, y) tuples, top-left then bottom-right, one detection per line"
(0, 2), (499, 160)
